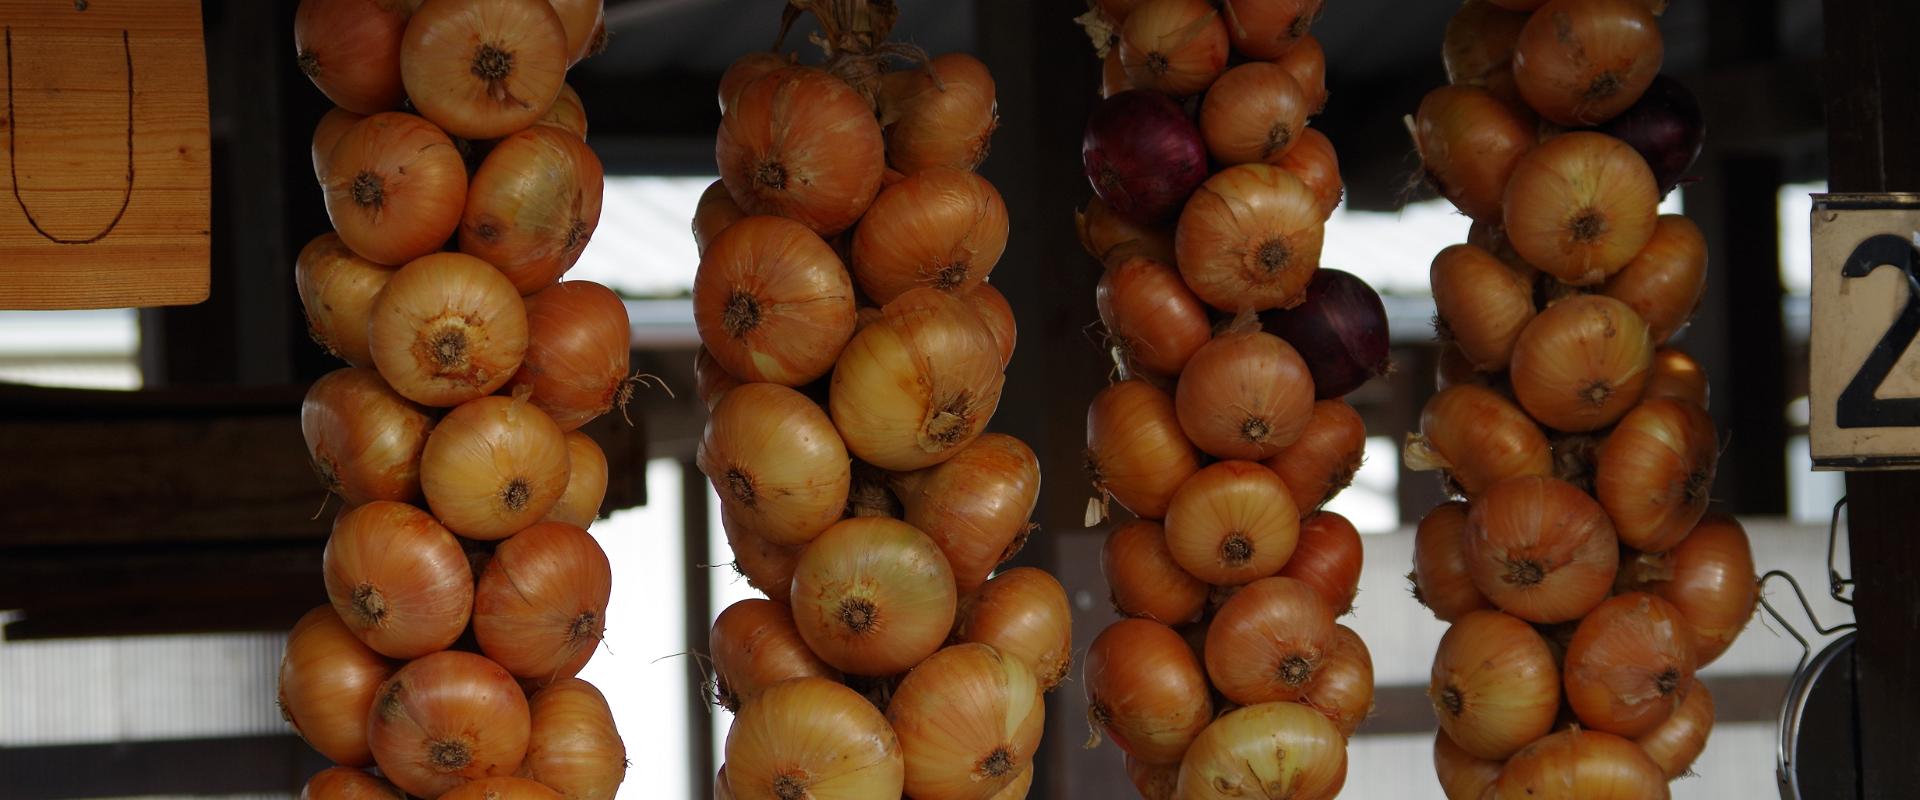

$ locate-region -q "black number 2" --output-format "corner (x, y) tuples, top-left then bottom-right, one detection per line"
(1838, 234), (1920, 428)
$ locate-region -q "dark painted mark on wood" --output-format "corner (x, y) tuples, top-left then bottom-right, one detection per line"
(4, 27), (134, 245)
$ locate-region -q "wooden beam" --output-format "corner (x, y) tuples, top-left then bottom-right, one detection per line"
(0, 734), (328, 799)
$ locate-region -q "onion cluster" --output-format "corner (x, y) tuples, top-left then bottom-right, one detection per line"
(286, 1), (625, 795)
(695, 10), (1070, 800)
(1407, 3), (1751, 793)
(1073, 2), (1376, 791)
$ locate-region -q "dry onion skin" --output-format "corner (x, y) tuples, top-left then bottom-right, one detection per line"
(1430, 243), (1535, 372)
(1404, 384), (1552, 497)
(698, 383), (851, 548)
(1078, 195), (1178, 266)
(850, 167), (1009, 305)
(709, 598), (841, 712)
(694, 215), (858, 386)
(279, 605), (396, 766)
(1595, 398), (1717, 552)
(1175, 163), (1326, 312)
(1104, 519), (1210, 625)
(693, 179), (750, 257)
(1084, 618), (1213, 766)
(724, 677), (905, 800)
(438, 777), (561, 800)
(301, 766), (407, 800)
(301, 366), (433, 506)
(1274, 33), (1328, 113)
(323, 112), (468, 266)
(716, 66), (886, 237)
(717, 52), (788, 115)
(545, 430), (608, 528)
(1117, 0), (1230, 97)
(1263, 398), (1366, 513)
(368, 252), (530, 407)
(1164, 461), (1301, 586)
(296, 232), (394, 367)
(323, 501), (474, 659)
(721, 508), (803, 605)
(878, 53), (999, 174)
(1274, 126), (1344, 220)
(399, 0), (568, 140)
(1443, 0), (1529, 104)
(886, 644), (1045, 800)
(1464, 476), (1620, 623)
(1601, 214), (1709, 344)
(1126, 755), (1180, 800)
(1204, 576), (1336, 705)
(1086, 379), (1201, 520)
(1513, 0), (1664, 127)
(890, 433), (1041, 594)
(1490, 727), (1670, 800)
(1626, 513), (1757, 667)
(1415, 85), (1535, 222)
(789, 517), (958, 676)
(1644, 347), (1709, 409)
(1429, 609), (1560, 760)
(1410, 502), (1494, 622)
(459, 126), (606, 294)
(1199, 62), (1310, 166)
(1635, 676), (1713, 779)
(953, 568), (1075, 692)
(1433, 729), (1503, 800)
(538, 82), (589, 139)
(507, 280), (632, 432)
(1278, 511), (1364, 617)
(421, 394), (571, 540)
(1221, 0), (1323, 60)
(964, 282), (1018, 366)
(1564, 591), (1698, 737)
(1173, 701), (1347, 800)
(1502, 131), (1660, 286)
(521, 677), (627, 800)
(473, 522), (612, 685)
(311, 107), (367, 184)
(367, 651), (532, 798)
(1300, 623), (1374, 737)
(830, 288), (1006, 471)
(1510, 294), (1654, 432)
(1098, 254), (1213, 376)
(1175, 331), (1316, 460)
(294, 0), (410, 114)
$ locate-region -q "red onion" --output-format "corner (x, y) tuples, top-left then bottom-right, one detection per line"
(1260, 268), (1390, 399)
(1083, 90), (1210, 225)
(1596, 74), (1703, 197)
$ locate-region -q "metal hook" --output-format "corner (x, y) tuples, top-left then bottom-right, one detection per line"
(1827, 496), (1855, 606)
(1758, 569), (1856, 677)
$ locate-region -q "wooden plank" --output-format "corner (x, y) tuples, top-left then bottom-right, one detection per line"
(0, 540), (326, 639)
(0, 734), (328, 799)
(0, 0), (209, 309)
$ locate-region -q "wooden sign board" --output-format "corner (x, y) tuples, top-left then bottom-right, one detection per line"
(0, 0), (208, 310)
(1809, 193), (1920, 469)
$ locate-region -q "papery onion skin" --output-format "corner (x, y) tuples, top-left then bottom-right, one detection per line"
(302, 766), (406, 800)
(507, 280), (631, 432)
(717, 66), (885, 237)
(1628, 513), (1757, 667)
(545, 431), (608, 528)
(368, 252), (530, 407)
(1406, 384), (1553, 497)
(294, 0), (410, 115)
(1176, 164), (1326, 312)
(302, 366), (433, 506)
(459, 126), (606, 295)
(789, 517), (958, 676)
(1204, 577), (1335, 705)
(722, 508), (802, 605)
(1100, 47), (1135, 99)
(1510, 294), (1654, 433)
(323, 113), (468, 266)
(1301, 623), (1374, 737)
(1098, 254), (1213, 377)
(1263, 399), (1365, 513)
(850, 167), (1010, 305)
(1490, 727), (1671, 800)
(1416, 85), (1535, 222)
(830, 288), (1006, 472)
(1443, 1), (1529, 104)
(693, 179), (749, 257)
(1564, 592), (1698, 737)
(1274, 126), (1343, 219)
(1126, 754), (1180, 800)
(439, 777), (561, 800)
(694, 215), (858, 387)
(548, 0), (602, 65)
(400, 0), (568, 140)
(1274, 33), (1328, 113)
(1429, 609), (1560, 760)
(1173, 701), (1348, 800)
(1595, 398), (1717, 553)
(699, 382), (851, 548)
(1175, 331), (1316, 460)
(1087, 380), (1201, 520)
(1084, 618), (1214, 766)
(323, 501), (474, 659)
(724, 677), (905, 800)
(520, 678), (627, 800)
(1078, 195), (1178, 266)
(1645, 347), (1710, 409)
(1221, 0), (1323, 60)
(280, 606), (396, 766)
(1118, 0), (1230, 96)
(1279, 511), (1364, 616)
(886, 643), (1045, 800)
(1513, 0), (1664, 127)
(879, 53), (1000, 174)
(1635, 676), (1713, 779)
(1200, 62), (1310, 166)
(1165, 461), (1301, 586)
(709, 598), (840, 712)
(538, 82), (588, 139)
(1083, 90), (1210, 224)
(312, 107), (367, 184)
(1260, 267), (1391, 398)
(1601, 214), (1708, 344)
(1104, 519), (1209, 625)
(367, 651), (532, 798)
(891, 434), (1041, 594)
(1411, 502), (1494, 622)
(1465, 476), (1620, 623)
(964, 282), (1018, 367)
(297, 232), (393, 367)
(1433, 729), (1502, 800)
(421, 395), (572, 540)
(717, 52), (787, 115)
(1431, 244), (1535, 372)
(473, 522), (612, 684)
(1501, 131), (1660, 286)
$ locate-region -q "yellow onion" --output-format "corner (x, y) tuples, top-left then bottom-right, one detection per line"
(1165, 461), (1300, 586)
(709, 598), (840, 712)
(1465, 476), (1620, 623)
(1099, 255), (1213, 377)
(302, 367), (432, 506)
(1175, 331), (1316, 460)
(1103, 520), (1209, 625)
(537, 82), (588, 139)
(1274, 127), (1343, 219)
(722, 509), (803, 605)
(1118, 0), (1230, 96)
(717, 52), (787, 114)
(1174, 702), (1347, 800)
(850, 167), (1009, 304)
(548, 0), (602, 65)
(1635, 676), (1713, 778)
(1078, 195), (1177, 266)
(1127, 755), (1179, 800)
(545, 431), (607, 528)
(1596, 399), (1717, 552)
(520, 678), (626, 800)
(989, 766), (1032, 800)
(473, 522), (612, 684)
(964, 283), (1018, 366)
(717, 66), (885, 237)
(694, 179), (750, 257)
(830, 288), (1006, 471)
(294, 0), (409, 114)
(1416, 85), (1535, 222)
(322, 112), (468, 266)
(1220, 0), (1323, 59)
(1431, 244), (1535, 372)
(311, 107), (367, 184)
(1622, 513), (1757, 667)
(368, 252), (529, 407)
(506, 280), (632, 431)
(1176, 164), (1326, 312)
(1086, 379), (1200, 520)
(365, 652), (531, 798)
(1490, 727), (1670, 800)
(1100, 47), (1135, 99)
(1085, 618), (1213, 765)
(1645, 347), (1709, 408)
(1443, 1), (1529, 104)
(1205, 577), (1335, 704)
(1433, 731), (1501, 800)
(887, 644), (1045, 800)
(279, 605), (396, 766)
(879, 53), (999, 173)
(1513, 0), (1664, 127)
(1411, 502), (1494, 622)
(438, 777), (560, 800)
(790, 518), (957, 676)
(1263, 399), (1366, 513)
(1502, 132), (1659, 285)
(296, 232), (394, 367)
(694, 346), (745, 411)
(399, 0), (567, 140)
(699, 383), (851, 548)
(1300, 623), (1374, 737)
(1278, 511), (1364, 616)
(891, 433), (1040, 594)
(1511, 295), (1654, 432)
(1601, 214), (1708, 344)
(1564, 592), (1698, 737)
(724, 678), (905, 799)
(1200, 62), (1310, 166)
(459, 126), (605, 294)
(323, 501), (473, 659)
(1429, 609), (1559, 760)
(1274, 34), (1328, 113)
(301, 766), (405, 800)
(421, 394), (571, 540)
(694, 215), (858, 387)
(953, 568), (1074, 691)
(1403, 385), (1552, 497)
